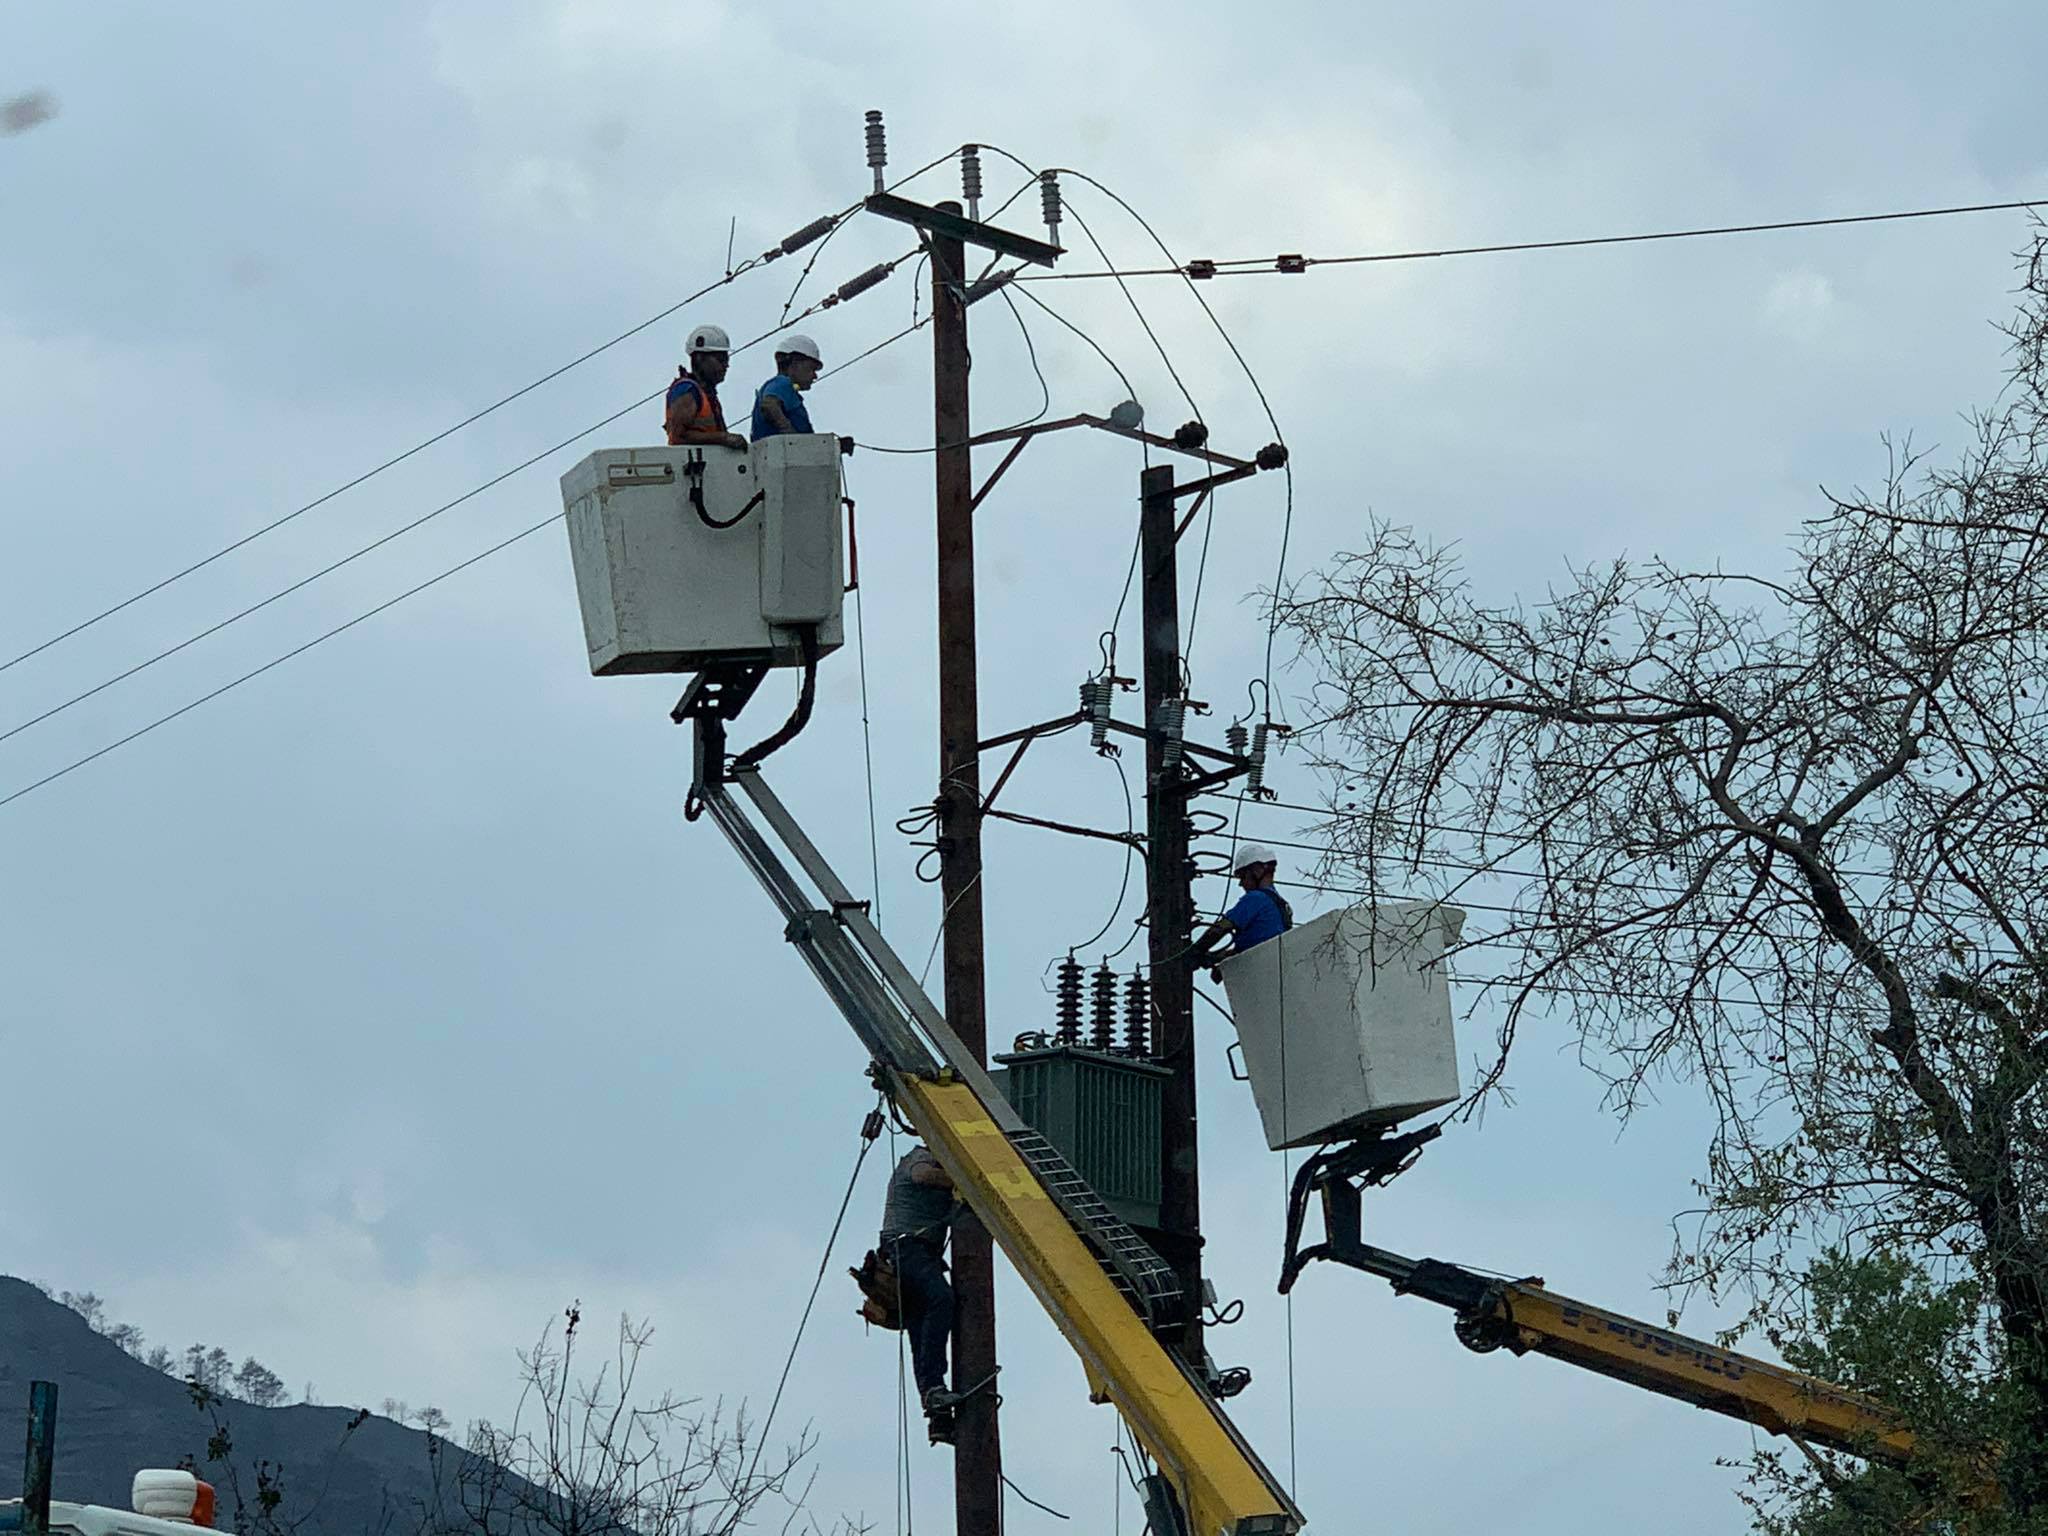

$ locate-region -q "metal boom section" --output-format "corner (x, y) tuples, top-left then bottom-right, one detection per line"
(697, 764), (1300, 1536)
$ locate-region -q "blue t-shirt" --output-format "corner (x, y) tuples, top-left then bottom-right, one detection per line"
(752, 374), (813, 438)
(1225, 887), (1292, 952)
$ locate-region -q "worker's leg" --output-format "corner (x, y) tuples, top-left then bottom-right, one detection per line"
(893, 1239), (954, 1398)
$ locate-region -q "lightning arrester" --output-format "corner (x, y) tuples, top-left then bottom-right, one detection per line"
(864, 110), (887, 194)
(961, 144), (984, 222)
(1040, 170), (1063, 241)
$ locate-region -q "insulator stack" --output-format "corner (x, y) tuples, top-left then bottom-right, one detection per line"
(864, 110), (888, 194)
(833, 261), (894, 304)
(776, 214), (837, 257)
(960, 144), (984, 221)
(1123, 971), (1151, 1057)
(1226, 720), (1249, 758)
(1081, 675), (1113, 752)
(1040, 170), (1063, 241)
(1089, 963), (1117, 1051)
(1054, 954), (1083, 1046)
(1247, 721), (1270, 797)
(1159, 696), (1187, 770)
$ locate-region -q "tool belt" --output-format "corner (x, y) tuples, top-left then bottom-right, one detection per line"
(850, 1248), (901, 1331)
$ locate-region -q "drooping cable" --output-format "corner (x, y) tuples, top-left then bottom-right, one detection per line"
(731, 626), (820, 770)
(716, 1109), (883, 1536)
(1068, 750), (1137, 954)
(846, 461), (886, 932)
(1002, 1472), (1071, 1521)
(856, 266), (1053, 453)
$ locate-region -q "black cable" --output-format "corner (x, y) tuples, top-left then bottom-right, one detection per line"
(1068, 750), (1137, 954)
(1007, 283), (1140, 400)
(1003, 1472), (1071, 1521)
(999, 284), (1054, 427)
(820, 314), (931, 380)
(1014, 196), (2048, 281)
(718, 1116), (881, 1536)
(773, 146), (958, 327)
(1026, 165), (1245, 666)
(980, 148), (1204, 427)
(856, 268), (1053, 453)
(732, 626), (820, 770)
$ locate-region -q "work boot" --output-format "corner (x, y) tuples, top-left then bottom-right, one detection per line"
(922, 1387), (958, 1447)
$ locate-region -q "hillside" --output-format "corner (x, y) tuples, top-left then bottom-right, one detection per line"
(0, 1276), (473, 1533)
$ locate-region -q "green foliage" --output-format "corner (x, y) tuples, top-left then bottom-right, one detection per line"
(1743, 1253), (2039, 1535)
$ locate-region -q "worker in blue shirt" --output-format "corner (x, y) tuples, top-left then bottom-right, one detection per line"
(752, 333), (822, 438)
(1193, 844), (1293, 973)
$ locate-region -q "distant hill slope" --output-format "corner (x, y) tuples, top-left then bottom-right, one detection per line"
(0, 1276), (469, 1533)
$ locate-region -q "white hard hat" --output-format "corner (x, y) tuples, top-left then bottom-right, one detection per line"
(686, 323), (731, 355)
(777, 332), (823, 364)
(1233, 843), (1279, 874)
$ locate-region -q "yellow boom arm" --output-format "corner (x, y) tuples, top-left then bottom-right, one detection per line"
(702, 767), (1300, 1536)
(1283, 1141), (1914, 1465)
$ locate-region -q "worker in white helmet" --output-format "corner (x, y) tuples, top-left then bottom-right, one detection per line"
(1192, 843), (1293, 972)
(751, 332), (825, 440)
(665, 323), (747, 449)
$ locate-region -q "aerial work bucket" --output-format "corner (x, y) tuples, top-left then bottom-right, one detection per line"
(560, 434), (845, 676)
(1219, 899), (1464, 1151)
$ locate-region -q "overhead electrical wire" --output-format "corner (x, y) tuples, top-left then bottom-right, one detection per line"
(0, 262), (770, 679)
(1012, 196), (2048, 282)
(0, 501), (574, 811)
(0, 252), (919, 758)
(0, 151), (964, 682)
(0, 252), (929, 811)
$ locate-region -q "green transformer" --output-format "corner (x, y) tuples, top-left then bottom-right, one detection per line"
(991, 1045), (1169, 1231)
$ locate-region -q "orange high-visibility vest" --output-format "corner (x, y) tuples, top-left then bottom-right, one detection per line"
(664, 371), (727, 444)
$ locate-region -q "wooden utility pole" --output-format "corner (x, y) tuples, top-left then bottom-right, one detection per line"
(1141, 462), (1205, 1369)
(931, 203), (1003, 1533)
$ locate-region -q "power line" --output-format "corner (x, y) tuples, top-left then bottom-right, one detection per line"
(0, 149), (971, 682)
(0, 254), (918, 761)
(0, 505), (571, 811)
(0, 255), (767, 679)
(0, 269), (928, 812)
(1240, 795), (1924, 885)
(1014, 197), (2048, 282)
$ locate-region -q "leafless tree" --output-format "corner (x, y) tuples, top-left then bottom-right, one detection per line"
(410, 1303), (866, 1536)
(184, 1377), (373, 1536)
(1274, 226), (2048, 1518)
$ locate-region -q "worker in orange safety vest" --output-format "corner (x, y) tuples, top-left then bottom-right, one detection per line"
(664, 323), (748, 449)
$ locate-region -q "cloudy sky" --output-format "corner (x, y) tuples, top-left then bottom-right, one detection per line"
(5, 4), (2045, 1532)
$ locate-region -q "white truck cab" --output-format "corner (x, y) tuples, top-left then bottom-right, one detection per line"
(0, 1470), (231, 1535)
